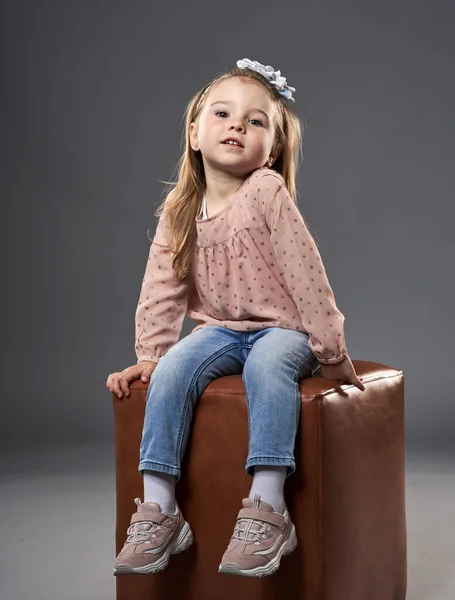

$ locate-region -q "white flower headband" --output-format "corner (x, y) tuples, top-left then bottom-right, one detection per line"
(236, 58), (296, 103)
(197, 57), (296, 107)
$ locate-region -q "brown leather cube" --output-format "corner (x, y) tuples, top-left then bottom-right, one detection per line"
(112, 359), (407, 600)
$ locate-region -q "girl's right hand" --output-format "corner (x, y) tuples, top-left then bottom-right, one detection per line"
(106, 361), (157, 399)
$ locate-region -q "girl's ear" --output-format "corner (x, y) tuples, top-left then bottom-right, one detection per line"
(189, 122), (199, 151)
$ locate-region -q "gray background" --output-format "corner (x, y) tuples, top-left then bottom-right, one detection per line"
(1, 1), (454, 598)
(3, 0), (454, 451)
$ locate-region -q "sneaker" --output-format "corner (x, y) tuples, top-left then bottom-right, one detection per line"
(113, 497), (194, 575)
(218, 493), (297, 578)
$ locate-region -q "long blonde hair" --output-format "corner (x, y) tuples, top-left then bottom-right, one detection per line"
(149, 66), (307, 282)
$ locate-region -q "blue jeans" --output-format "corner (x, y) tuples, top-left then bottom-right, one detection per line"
(138, 326), (320, 481)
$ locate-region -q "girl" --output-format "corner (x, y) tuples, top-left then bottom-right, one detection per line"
(108, 58), (365, 579)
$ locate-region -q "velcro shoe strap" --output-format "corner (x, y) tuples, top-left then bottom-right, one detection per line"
(131, 512), (168, 524)
(237, 508), (285, 527)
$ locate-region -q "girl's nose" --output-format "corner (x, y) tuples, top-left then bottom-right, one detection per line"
(230, 122), (245, 132)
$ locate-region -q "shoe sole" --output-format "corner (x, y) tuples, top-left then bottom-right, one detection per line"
(218, 524), (297, 578)
(113, 521), (194, 576)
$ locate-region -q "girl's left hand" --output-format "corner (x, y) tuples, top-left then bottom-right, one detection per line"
(319, 354), (366, 392)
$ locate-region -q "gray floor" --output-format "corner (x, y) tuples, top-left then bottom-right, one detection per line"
(0, 442), (454, 600)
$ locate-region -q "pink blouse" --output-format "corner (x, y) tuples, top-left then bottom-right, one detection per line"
(135, 166), (348, 365)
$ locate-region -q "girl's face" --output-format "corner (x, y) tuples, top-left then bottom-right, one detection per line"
(190, 78), (277, 175)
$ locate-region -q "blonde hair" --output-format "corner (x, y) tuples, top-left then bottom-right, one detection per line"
(149, 65), (307, 282)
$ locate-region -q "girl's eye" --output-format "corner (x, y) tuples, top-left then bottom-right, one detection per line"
(215, 111), (263, 126)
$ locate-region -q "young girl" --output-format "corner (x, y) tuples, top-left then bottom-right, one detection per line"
(108, 58), (365, 579)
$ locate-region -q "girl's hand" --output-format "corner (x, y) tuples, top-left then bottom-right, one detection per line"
(319, 354), (366, 392)
(106, 361), (157, 399)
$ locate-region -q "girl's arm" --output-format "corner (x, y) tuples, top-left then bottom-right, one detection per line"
(135, 214), (189, 365)
(259, 173), (348, 365)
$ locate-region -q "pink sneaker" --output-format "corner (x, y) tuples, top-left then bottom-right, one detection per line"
(113, 497), (194, 575)
(218, 493), (297, 578)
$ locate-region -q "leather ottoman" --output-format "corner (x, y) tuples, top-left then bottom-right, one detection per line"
(112, 359), (407, 600)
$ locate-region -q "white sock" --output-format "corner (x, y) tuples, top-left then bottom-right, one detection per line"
(249, 466), (287, 514)
(143, 470), (177, 514)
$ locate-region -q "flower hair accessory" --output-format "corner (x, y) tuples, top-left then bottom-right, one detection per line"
(236, 58), (296, 103)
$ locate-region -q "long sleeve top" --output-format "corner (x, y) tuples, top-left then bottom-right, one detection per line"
(134, 166), (349, 365)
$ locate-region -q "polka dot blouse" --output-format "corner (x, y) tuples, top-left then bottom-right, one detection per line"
(135, 166), (348, 366)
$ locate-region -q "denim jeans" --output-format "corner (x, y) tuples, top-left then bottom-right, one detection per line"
(138, 326), (320, 481)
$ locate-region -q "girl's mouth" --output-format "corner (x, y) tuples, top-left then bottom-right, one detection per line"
(222, 142), (244, 149)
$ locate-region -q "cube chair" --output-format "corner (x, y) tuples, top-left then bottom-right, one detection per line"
(112, 359), (407, 600)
